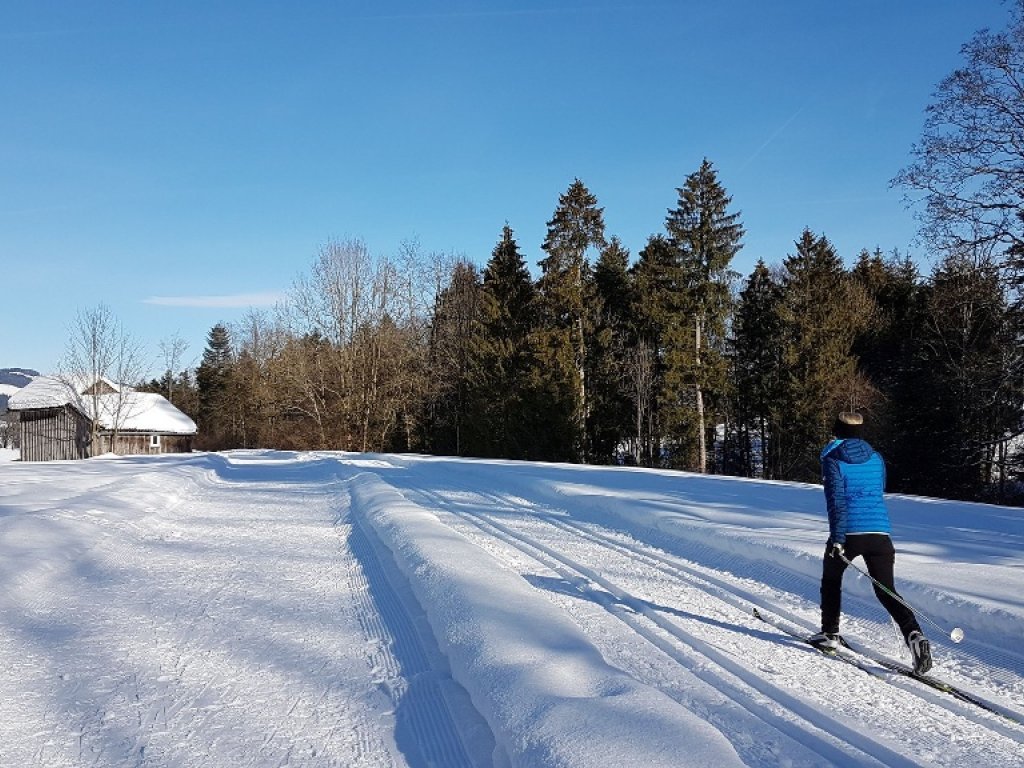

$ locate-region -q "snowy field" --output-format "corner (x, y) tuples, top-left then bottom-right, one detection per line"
(1, 450), (1022, 767)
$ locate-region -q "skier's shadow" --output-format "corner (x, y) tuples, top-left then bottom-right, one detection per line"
(523, 573), (780, 642)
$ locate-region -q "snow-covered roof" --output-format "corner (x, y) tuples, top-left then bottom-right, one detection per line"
(6, 376), (79, 410)
(103, 391), (197, 434)
(7, 376), (197, 435)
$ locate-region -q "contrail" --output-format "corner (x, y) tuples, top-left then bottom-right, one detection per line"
(739, 106), (805, 171)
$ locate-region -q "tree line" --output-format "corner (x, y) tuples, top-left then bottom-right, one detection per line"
(143, 3), (1024, 504)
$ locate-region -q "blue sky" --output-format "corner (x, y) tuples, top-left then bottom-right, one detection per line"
(1, 1), (1013, 376)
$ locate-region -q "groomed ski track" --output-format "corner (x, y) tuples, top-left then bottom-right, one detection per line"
(380, 454), (1024, 767)
(2, 450), (1022, 768)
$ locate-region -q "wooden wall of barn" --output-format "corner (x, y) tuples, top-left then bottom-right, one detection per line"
(16, 406), (91, 461)
(96, 432), (194, 456)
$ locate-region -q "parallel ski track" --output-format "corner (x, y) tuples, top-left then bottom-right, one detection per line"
(398, 480), (1024, 766)
(534, 507), (1024, 738)
(569, 493), (1024, 695)
(401, 485), (922, 767)
(426, 478), (1024, 725)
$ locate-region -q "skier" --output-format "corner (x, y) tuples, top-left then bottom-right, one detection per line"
(809, 411), (932, 674)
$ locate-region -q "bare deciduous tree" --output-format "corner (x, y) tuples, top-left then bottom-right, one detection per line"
(158, 332), (189, 404)
(623, 340), (657, 465)
(894, 2), (1024, 262)
(282, 238), (439, 452)
(290, 238), (375, 347)
(60, 304), (146, 455)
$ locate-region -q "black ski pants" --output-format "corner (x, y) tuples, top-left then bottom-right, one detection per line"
(820, 533), (921, 639)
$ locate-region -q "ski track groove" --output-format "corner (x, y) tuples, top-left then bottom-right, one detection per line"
(587, 502), (1024, 693)
(448, 478), (1024, 723)
(345, 509), (477, 768)
(533, 507), (1024, 736)
(397, 477), (1024, 768)
(396, 484), (896, 767)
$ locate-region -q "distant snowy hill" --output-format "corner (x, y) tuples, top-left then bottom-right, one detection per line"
(0, 368), (38, 388)
(1, 369), (37, 455)
(0, 368), (38, 411)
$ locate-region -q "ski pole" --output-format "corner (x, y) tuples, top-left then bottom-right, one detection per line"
(838, 551), (965, 643)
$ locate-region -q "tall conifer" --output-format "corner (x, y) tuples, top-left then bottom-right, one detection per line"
(774, 230), (871, 480)
(588, 236), (635, 462)
(536, 179), (607, 461)
(730, 260), (784, 477)
(849, 248), (923, 482)
(900, 250), (1021, 499)
(468, 224), (539, 458)
(427, 261), (482, 455)
(629, 234), (680, 464)
(663, 159), (744, 472)
(196, 323), (235, 449)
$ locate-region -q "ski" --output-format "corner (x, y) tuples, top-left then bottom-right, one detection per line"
(753, 607), (1022, 726)
(752, 607), (886, 681)
(840, 637), (1023, 725)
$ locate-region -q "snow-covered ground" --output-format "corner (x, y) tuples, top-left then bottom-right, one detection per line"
(1, 451), (1022, 767)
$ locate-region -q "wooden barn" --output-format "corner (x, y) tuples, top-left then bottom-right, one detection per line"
(7, 376), (197, 461)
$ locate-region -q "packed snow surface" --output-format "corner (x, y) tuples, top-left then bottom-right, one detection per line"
(1, 450), (1022, 767)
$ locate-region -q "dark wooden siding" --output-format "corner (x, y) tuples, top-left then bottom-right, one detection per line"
(16, 406), (91, 461)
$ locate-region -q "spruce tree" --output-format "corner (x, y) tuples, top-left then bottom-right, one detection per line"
(849, 248), (924, 484)
(467, 224), (539, 459)
(663, 159), (744, 472)
(427, 261), (482, 455)
(588, 236), (635, 462)
(730, 260), (784, 477)
(900, 250), (1021, 500)
(195, 323), (235, 449)
(536, 179), (607, 461)
(629, 234), (680, 465)
(632, 234), (684, 343)
(774, 230), (871, 481)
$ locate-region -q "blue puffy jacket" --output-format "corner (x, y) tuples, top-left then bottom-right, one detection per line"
(820, 438), (891, 544)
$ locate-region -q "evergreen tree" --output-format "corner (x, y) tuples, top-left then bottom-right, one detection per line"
(773, 230), (872, 481)
(663, 159), (744, 472)
(593, 236), (633, 324)
(466, 224), (539, 459)
(536, 179), (607, 461)
(899, 250), (1022, 500)
(849, 248), (924, 485)
(426, 261), (481, 455)
(588, 236), (635, 463)
(729, 260), (784, 477)
(195, 323), (235, 449)
(629, 235), (681, 465)
(632, 234), (683, 343)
